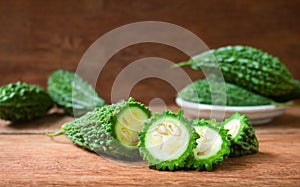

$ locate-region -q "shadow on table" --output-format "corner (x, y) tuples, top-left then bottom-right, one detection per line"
(0, 111), (73, 134)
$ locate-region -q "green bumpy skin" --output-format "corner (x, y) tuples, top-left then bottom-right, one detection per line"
(178, 79), (273, 106)
(138, 110), (199, 171)
(185, 119), (231, 171)
(221, 112), (259, 156)
(177, 45), (300, 102)
(47, 69), (105, 116)
(50, 97), (151, 160)
(0, 82), (53, 121)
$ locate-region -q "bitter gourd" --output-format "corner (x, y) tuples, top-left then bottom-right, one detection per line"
(48, 97), (151, 160)
(178, 79), (273, 106)
(0, 82), (53, 121)
(185, 119), (231, 171)
(177, 45), (300, 102)
(138, 110), (199, 170)
(221, 112), (259, 156)
(48, 69), (105, 116)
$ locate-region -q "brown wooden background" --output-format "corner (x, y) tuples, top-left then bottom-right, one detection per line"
(0, 0), (299, 105)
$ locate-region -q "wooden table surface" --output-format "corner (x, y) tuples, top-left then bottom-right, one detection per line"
(0, 105), (299, 187)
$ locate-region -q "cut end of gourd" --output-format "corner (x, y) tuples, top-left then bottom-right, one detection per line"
(224, 118), (241, 139)
(115, 107), (149, 147)
(145, 117), (190, 161)
(193, 126), (222, 160)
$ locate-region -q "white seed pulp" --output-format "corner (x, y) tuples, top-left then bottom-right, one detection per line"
(224, 119), (240, 139)
(115, 107), (149, 147)
(145, 117), (190, 161)
(194, 126), (222, 159)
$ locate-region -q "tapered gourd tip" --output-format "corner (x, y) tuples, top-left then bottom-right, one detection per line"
(45, 129), (65, 136)
(173, 61), (191, 68)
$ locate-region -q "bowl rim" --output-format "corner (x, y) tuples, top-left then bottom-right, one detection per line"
(175, 97), (287, 112)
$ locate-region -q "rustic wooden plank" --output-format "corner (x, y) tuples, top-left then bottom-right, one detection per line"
(0, 133), (299, 186)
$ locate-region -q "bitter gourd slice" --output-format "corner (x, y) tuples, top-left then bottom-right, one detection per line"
(138, 110), (199, 170)
(185, 119), (231, 171)
(178, 79), (273, 106)
(0, 82), (53, 121)
(47, 69), (105, 116)
(177, 45), (300, 101)
(48, 97), (151, 160)
(222, 112), (259, 156)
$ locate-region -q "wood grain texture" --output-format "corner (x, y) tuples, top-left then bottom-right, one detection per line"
(0, 0), (299, 105)
(0, 132), (299, 186)
(0, 106), (300, 186)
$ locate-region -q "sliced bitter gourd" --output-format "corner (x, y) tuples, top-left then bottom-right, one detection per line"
(138, 110), (199, 171)
(222, 112), (259, 156)
(48, 97), (151, 160)
(185, 119), (231, 171)
(47, 69), (105, 116)
(0, 82), (53, 121)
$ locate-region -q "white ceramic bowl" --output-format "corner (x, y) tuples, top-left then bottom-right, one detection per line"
(175, 97), (287, 125)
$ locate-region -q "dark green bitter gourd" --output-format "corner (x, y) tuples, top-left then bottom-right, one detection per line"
(0, 82), (53, 121)
(178, 79), (273, 106)
(48, 97), (151, 160)
(177, 45), (300, 102)
(138, 110), (199, 171)
(48, 69), (105, 116)
(185, 119), (231, 171)
(221, 112), (259, 156)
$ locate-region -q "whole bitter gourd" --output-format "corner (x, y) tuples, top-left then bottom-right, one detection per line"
(48, 69), (105, 116)
(178, 79), (273, 106)
(185, 119), (231, 171)
(138, 110), (199, 171)
(177, 45), (300, 102)
(0, 82), (53, 121)
(221, 112), (259, 156)
(48, 97), (151, 160)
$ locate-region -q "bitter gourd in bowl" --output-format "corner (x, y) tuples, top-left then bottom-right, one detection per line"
(178, 79), (273, 106)
(177, 45), (300, 102)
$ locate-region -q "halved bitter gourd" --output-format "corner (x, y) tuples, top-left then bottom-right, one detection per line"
(138, 110), (198, 170)
(222, 112), (259, 156)
(48, 97), (151, 160)
(186, 119), (231, 171)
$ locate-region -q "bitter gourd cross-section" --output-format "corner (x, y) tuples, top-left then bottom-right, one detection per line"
(138, 110), (199, 171)
(221, 112), (259, 156)
(185, 119), (231, 171)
